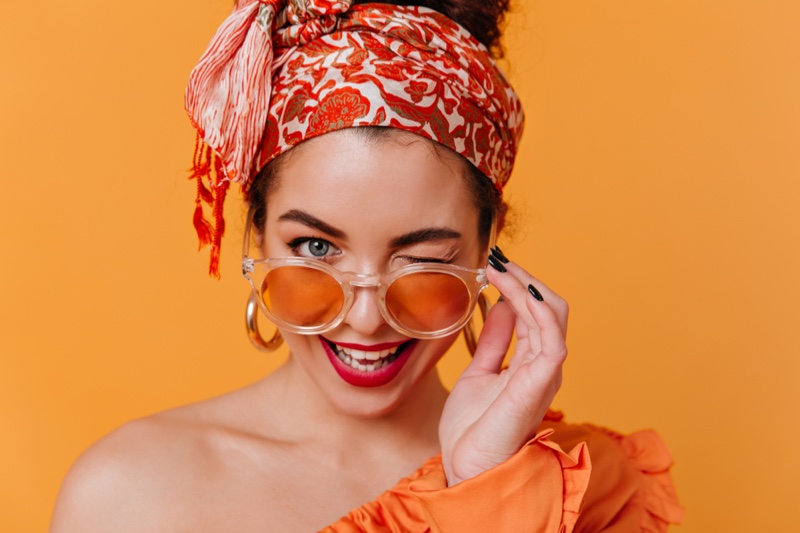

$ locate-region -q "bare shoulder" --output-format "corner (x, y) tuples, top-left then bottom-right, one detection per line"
(51, 389), (283, 532)
(51, 419), (176, 532)
(51, 413), (200, 531)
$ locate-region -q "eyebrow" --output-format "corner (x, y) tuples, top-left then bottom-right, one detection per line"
(390, 228), (462, 248)
(277, 209), (346, 239)
(276, 209), (461, 247)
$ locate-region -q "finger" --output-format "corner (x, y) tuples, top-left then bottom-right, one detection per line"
(479, 300), (567, 450)
(525, 292), (568, 363)
(485, 256), (569, 364)
(506, 288), (567, 372)
(485, 266), (538, 332)
(471, 350), (564, 456)
(503, 262), (569, 334)
(462, 299), (516, 377)
(502, 262), (554, 296)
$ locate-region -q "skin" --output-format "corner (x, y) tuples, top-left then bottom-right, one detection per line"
(50, 130), (569, 532)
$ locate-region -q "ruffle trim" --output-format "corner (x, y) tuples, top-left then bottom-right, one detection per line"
(321, 430), (591, 533)
(318, 455), (438, 533)
(408, 429), (591, 533)
(588, 425), (685, 531)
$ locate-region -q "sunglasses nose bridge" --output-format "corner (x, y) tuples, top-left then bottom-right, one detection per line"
(347, 272), (382, 289)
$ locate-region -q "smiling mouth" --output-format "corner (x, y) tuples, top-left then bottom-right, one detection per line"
(326, 340), (408, 372)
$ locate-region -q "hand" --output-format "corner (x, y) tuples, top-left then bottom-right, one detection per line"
(438, 252), (569, 485)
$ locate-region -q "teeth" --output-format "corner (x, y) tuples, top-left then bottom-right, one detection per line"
(332, 343), (403, 372)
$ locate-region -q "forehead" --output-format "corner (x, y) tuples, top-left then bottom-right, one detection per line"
(266, 129), (479, 241)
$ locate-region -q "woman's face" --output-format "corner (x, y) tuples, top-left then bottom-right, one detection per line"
(260, 129), (483, 417)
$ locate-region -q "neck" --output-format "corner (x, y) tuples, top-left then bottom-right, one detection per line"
(256, 353), (448, 468)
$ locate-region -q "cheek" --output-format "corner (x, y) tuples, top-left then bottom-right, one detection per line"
(281, 330), (316, 350)
(416, 333), (461, 368)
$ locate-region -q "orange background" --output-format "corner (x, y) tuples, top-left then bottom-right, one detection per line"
(2, 1), (799, 531)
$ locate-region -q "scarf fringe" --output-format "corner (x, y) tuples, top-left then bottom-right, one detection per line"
(189, 132), (230, 278)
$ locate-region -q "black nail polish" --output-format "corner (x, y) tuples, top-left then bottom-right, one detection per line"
(528, 283), (544, 302)
(488, 255), (507, 273)
(491, 246), (509, 264)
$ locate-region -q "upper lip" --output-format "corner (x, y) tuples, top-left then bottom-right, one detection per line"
(322, 337), (409, 351)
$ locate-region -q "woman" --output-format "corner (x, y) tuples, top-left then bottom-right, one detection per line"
(52, 1), (683, 531)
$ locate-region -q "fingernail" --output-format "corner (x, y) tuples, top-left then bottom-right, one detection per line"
(488, 255), (507, 273)
(528, 284), (544, 302)
(491, 246), (509, 264)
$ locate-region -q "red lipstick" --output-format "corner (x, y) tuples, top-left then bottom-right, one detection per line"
(320, 337), (416, 388)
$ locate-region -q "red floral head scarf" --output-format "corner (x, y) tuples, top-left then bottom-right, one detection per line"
(186, 0), (524, 276)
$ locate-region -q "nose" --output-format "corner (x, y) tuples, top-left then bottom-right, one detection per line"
(343, 286), (389, 337)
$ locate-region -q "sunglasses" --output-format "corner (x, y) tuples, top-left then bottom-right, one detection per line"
(242, 214), (489, 339)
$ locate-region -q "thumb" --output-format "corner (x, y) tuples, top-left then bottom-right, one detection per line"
(462, 299), (515, 377)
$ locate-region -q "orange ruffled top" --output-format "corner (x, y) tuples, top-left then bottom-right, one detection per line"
(321, 411), (684, 533)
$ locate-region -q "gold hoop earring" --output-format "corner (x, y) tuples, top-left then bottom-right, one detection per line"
(245, 292), (283, 352)
(463, 293), (491, 357)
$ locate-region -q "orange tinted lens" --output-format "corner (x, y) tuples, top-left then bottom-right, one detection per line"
(385, 271), (471, 333)
(262, 265), (344, 328)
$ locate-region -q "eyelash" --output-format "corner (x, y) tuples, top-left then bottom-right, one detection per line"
(404, 256), (451, 264)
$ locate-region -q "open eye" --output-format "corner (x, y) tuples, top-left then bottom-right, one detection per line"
(288, 237), (337, 259)
(305, 239), (330, 257)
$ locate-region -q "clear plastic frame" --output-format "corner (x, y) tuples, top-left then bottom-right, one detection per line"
(241, 208), (489, 339)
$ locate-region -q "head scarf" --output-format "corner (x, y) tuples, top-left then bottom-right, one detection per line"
(186, 0), (524, 277)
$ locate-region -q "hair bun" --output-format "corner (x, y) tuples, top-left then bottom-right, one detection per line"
(352, 0), (510, 57)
